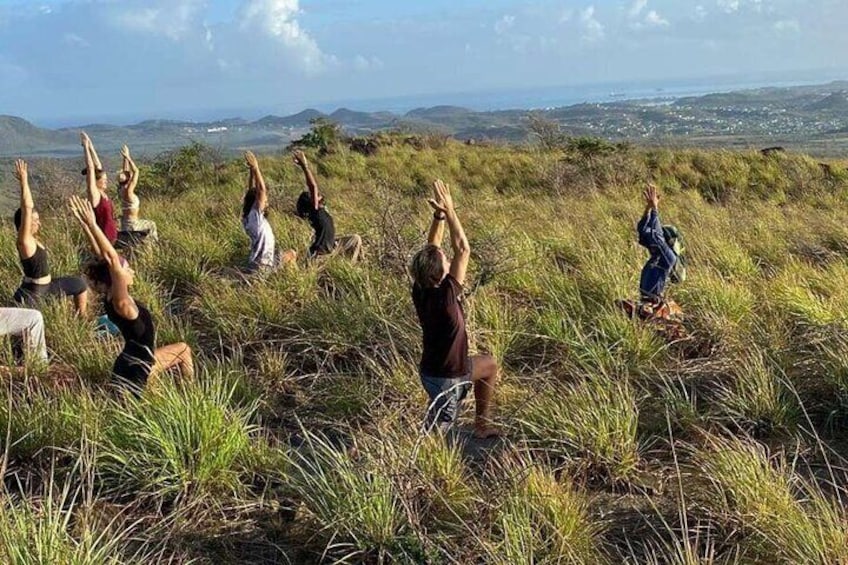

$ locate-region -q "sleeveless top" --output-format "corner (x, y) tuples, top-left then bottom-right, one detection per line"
(95, 196), (118, 243)
(242, 207), (276, 267)
(122, 193), (140, 212)
(104, 298), (156, 353)
(20, 245), (49, 279)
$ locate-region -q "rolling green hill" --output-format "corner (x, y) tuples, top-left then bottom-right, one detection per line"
(5, 80), (848, 159)
(3, 137), (848, 562)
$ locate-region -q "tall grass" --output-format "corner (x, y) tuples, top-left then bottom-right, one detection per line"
(519, 377), (640, 481)
(490, 465), (605, 564)
(283, 429), (411, 562)
(0, 454), (154, 565)
(97, 374), (259, 503)
(0, 140), (847, 561)
(696, 435), (848, 564)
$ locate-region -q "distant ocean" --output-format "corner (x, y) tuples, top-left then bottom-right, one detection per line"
(37, 71), (847, 128)
(326, 76), (842, 115)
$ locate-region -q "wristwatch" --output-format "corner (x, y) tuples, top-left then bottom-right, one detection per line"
(433, 211), (446, 221)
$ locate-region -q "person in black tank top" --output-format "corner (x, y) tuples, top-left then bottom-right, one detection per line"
(69, 196), (194, 393)
(12, 159), (89, 315)
(410, 180), (500, 438)
(293, 151), (363, 262)
(104, 297), (156, 389)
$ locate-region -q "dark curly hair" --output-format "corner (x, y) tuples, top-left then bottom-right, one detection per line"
(296, 191), (313, 218)
(84, 258), (112, 288)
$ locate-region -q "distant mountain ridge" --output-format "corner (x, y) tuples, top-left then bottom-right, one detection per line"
(2, 80), (848, 158)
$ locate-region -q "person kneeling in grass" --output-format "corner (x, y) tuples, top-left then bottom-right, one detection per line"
(621, 184), (684, 322)
(12, 159), (89, 316)
(69, 195), (194, 393)
(80, 132), (118, 244)
(292, 150), (363, 262)
(410, 180), (499, 438)
(241, 151), (296, 274)
(0, 308), (48, 367)
(117, 144), (158, 244)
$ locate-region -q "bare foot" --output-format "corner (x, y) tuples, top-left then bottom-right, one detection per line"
(473, 424), (502, 439)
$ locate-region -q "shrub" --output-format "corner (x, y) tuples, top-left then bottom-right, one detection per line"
(97, 375), (259, 503)
(489, 466), (605, 564)
(519, 377), (640, 481)
(697, 435), (848, 564)
(284, 429), (412, 561)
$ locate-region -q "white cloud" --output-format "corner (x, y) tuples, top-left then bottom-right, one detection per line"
(629, 0), (648, 19)
(204, 25), (214, 51)
(580, 6), (604, 42)
(717, 0), (740, 13)
(494, 15), (515, 35)
(63, 33), (89, 48)
(239, 0), (332, 74)
(773, 19), (800, 33)
(559, 9), (574, 23)
(645, 10), (670, 27)
(353, 55), (384, 71)
(694, 5), (708, 20)
(112, 1), (205, 41)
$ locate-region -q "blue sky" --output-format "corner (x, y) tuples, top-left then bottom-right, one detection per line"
(0, 0), (844, 124)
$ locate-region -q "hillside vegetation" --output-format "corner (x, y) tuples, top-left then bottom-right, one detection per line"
(2, 137), (848, 563)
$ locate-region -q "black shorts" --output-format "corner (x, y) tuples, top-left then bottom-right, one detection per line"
(14, 277), (88, 305)
(111, 343), (155, 392)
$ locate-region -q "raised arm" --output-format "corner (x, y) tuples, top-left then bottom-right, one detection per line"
(81, 132), (101, 207)
(293, 150), (320, 210)
(70, 195), (118, 266)
(14, 160), (37, 258)
(86, 133), (103, 170)
(70, 197), (104, 258)
(638, 185), (664, 247)
(431, 180), (470, 286)
(121, 145), (139, 196)
(245, 151), (267, 213)
(69, 195), (136, 316)
(426, 186), (446, 247)
(638, 185), (677, 270)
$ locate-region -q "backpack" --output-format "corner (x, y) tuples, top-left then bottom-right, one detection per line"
(663, 225), (687, 284)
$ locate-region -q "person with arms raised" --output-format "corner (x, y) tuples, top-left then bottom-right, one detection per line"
(241, 151), (296, 274)
(80, 132), (118, 244)
(293, 150), (362, 262)
(410, 180), (499, 438)
(12, 159), (89, 316)
(69, 195), (193, 392)
(620, 184), (685, 324)
(117, 144), (158, 243)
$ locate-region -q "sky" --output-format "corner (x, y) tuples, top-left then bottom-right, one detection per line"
(0, 0), (845, 125)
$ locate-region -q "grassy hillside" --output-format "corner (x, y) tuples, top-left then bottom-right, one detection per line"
(3, 138), (848, 563)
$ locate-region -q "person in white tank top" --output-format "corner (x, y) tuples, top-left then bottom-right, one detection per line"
(241, 152), (296, 274)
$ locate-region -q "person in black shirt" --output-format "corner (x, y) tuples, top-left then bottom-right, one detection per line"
(293, 150), (362, 262)
(411, 179), (499, 438)
(69, 195), (194, 392)
(12, 159), (89, 315)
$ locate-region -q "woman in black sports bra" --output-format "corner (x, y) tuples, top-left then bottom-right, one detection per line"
(69, 195), (194, 391)
(12, 160), (89, 315)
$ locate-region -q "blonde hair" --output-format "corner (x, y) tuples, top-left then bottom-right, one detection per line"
(410, 245), (445, 288)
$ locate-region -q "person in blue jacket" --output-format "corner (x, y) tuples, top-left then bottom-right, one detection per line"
(637, 184), (678, 303)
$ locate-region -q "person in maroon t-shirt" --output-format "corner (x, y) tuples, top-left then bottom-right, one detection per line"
(410, 180), (499, 438)
(80, 132), (118, 243)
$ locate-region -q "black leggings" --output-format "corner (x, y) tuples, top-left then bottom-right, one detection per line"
(14, 277), (88, 306)
(111, 342), (155, 392)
